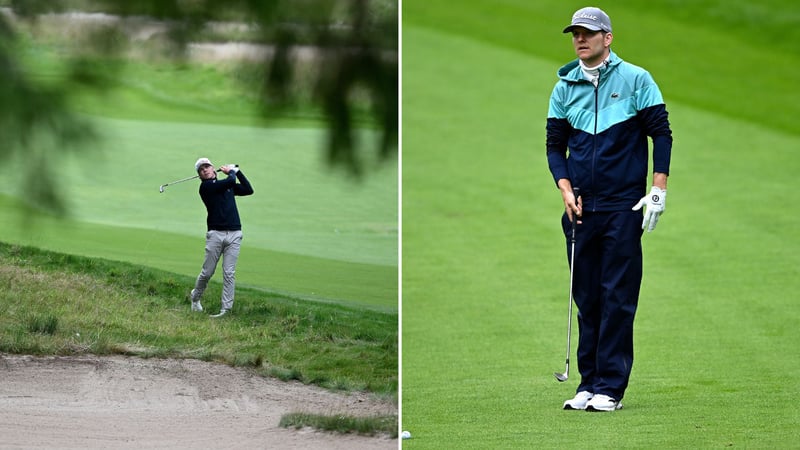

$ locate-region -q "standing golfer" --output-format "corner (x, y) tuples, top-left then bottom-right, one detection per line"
(189, 157), (254, 317)
(546, 7), (672, 411)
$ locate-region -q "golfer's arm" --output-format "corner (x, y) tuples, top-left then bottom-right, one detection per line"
(234, 171), (254, 196)
(557, 178), (573, 195)
(653, 172), (667, 190)
(201, 174), (236, 194)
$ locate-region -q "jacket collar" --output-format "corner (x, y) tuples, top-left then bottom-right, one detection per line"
(557, 49), (621, 82)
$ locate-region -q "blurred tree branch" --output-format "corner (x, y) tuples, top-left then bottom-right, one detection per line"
(1, 0), (397, 212)
(0, 8), (98, 214)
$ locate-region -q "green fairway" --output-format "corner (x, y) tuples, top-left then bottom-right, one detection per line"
(1, 45), (397, 309)
(402, 1), (799, 448)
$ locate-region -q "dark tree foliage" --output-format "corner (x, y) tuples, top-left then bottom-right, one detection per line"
(1, 0), (398, 212)
(0, 9), (98, 214)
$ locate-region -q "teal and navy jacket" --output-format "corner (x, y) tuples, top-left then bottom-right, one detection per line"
(546, 50), (672, 212)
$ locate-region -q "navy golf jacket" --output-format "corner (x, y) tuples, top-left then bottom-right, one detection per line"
(546, 50), (672, 212)
(199, 170), (254, 231)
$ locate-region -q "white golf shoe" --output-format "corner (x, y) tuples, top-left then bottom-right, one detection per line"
(210, 309), (229, 318)
(189, 290), (203, 312)
(563, 391), (594, 410)
(585, 394), (623, 412)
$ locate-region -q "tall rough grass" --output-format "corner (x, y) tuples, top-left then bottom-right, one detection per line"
(0, 242), (397, 396)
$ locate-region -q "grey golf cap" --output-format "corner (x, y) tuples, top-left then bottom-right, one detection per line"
(563, 7), (612, 33)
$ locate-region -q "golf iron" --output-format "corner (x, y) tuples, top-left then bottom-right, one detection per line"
(159, 174), (198, 193)
(158, 165), (237, 193)
(554, 187), (579, 382)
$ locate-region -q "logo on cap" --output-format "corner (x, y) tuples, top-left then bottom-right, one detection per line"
(563, 7), (612, 33)
(574, 13), (598, 21)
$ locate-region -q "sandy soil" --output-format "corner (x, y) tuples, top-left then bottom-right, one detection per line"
(0, 354), (396, 449)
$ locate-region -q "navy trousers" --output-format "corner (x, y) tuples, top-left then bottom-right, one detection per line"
(562, 210), (643, 400)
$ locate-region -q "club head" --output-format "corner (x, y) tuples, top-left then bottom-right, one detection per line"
(554, 372), (568, 382)
(159, 185), (165, 193)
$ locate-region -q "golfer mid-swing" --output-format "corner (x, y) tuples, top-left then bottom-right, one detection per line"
(189, 157), (254, 317)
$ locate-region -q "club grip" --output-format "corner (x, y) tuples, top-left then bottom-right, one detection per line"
(215, 164), (239, 172)
(571, 187), (580, 240)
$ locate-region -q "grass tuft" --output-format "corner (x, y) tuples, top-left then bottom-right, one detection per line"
(279, 412), (398, 438)
(269, 366), (305, 383)
(26, 314), (59, 335)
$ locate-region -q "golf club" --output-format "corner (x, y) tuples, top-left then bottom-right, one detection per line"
(158, 165), (237, 193)
(555, 187), (580, 382)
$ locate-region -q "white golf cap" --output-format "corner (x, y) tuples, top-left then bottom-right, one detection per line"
(195, 157), (213, 171)
(563, 7), (612, 33)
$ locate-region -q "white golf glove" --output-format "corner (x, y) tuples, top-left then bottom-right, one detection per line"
(632, 186), (666, 232)
(226, 164), (239, 174)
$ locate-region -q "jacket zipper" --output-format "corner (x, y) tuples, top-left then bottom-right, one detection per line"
(590, 70), (600, 213)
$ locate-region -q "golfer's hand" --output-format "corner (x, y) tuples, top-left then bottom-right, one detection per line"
(226, 164), (239, 174)
(562, 190), (582, 224)
(632, 186), (666, 232)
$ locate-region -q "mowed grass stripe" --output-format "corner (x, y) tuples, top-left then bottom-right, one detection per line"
(401, 19), (800, 449)
(403, 0), (800, 136)
(8, 118), (397, 268)
(1, 113), (397, 308)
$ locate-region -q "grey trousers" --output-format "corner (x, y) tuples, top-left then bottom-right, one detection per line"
(191, 230), (242, 311)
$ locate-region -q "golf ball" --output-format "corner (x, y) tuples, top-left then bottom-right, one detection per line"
(401, 430), (411, 439)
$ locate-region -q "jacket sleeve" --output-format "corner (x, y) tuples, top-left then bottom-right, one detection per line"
(546, 118), (571, 185)
(234, 171), (254, 196)
(546, 83), (572, 185)
(200, 172), (238, 195)
(634, 71), (672, 176)
(639, 103), (672, 175)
